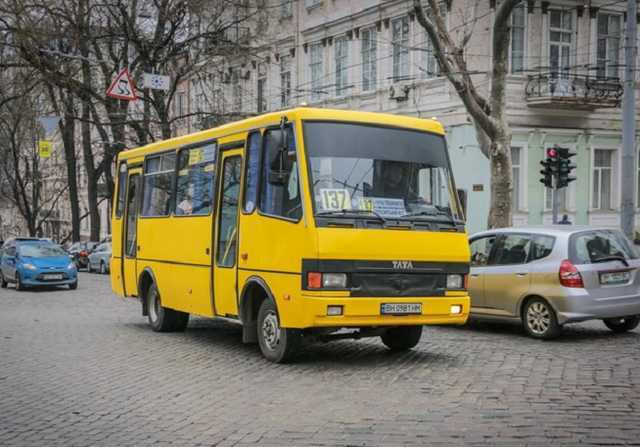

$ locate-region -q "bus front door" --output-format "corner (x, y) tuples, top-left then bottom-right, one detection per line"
(122, 169), (141, 297)
(213, 150), (243, 317)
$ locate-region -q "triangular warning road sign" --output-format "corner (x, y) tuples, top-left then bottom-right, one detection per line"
(106, 68), (137, 101)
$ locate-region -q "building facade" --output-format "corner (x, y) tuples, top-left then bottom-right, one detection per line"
(194, 0), (638, 235)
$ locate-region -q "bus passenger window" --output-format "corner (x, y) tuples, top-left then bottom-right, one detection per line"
(115, 162), (127, 218)
(243, 132), (261, 213)
(175, 144), (216, 216)
(259, 127), (302, 220)
(142, 152), (175, 217)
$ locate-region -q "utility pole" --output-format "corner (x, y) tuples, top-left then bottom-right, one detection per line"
(621, 0), (637, 240)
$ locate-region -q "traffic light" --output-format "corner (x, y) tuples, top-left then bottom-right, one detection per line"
(557, 147), (577, 188)
(539, 148), (559, 188)
(539, 159), (553, 188)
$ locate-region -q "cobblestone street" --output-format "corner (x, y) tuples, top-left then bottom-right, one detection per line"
(1, 273), (639, 446)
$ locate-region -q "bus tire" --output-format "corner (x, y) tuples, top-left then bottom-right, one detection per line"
(146, 283), (189, 332)
(257, 298), (300, 363)
(381, 325), (423, 351)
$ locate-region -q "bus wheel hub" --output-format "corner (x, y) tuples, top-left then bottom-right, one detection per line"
(262, 312), (280, 350)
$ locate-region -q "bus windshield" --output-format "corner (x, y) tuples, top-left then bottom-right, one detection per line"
(304, 121), (462, 223)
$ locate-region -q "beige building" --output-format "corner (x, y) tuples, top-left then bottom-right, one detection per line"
(181, 0), (638, 234)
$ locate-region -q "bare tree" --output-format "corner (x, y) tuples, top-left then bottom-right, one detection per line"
(0, 80), (69, 237)
(414, 0), (522, 228)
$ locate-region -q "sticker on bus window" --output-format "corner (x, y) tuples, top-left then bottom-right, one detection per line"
(189, 148), (204, 165)
(202, 144), (216, 163)
(358, 197), (406, 218)
(319, 189), (351, 211)
(204, 164), (215, 172)
(178, 169), (189, 176)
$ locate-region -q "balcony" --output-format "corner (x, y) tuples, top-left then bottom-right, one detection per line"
(525, 73), (622, 110)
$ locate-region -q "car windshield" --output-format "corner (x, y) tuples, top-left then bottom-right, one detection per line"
(304, 122), (463, 223)
(571, 230), (638, 264)
(18, 244), (68, 258)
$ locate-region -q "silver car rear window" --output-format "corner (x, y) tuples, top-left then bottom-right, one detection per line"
(570, 230), (638, 265)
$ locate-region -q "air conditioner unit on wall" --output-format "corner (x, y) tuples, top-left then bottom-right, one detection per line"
(389, 82), (411, 101)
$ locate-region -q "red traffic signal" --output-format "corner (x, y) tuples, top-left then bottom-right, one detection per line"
(546, 148), (558, 158)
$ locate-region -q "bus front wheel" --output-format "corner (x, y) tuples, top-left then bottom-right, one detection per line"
(381, 326), (423, 351)
(146, 283), (189, 332)
(257, 299), (300, 363)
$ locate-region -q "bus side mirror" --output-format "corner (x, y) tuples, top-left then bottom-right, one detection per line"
(268, 118), (291, 186)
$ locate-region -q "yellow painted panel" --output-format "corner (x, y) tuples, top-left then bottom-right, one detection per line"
(137, 260), (213, 317)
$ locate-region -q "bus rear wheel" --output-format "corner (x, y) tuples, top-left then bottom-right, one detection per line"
(257, 299), (300, 363)
(381, 326), (423, 351)
(146, 283), (189, 332)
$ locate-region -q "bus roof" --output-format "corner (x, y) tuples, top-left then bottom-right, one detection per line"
(118, 107), (445, 162)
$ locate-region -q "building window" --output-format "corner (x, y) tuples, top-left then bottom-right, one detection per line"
(549, 9), (572, 78)
(195, 93), (205, 113)
(257, 63), (267, 113)
(510, 3), (526, 74)
(361, 27), (377, 91)
(280, 55), (292, 107)
(334, 36), (349, 96)
(420, 29), (438, 78)
(309, 43), (323, 101)
(511, 147), (522, 210)
(305, 0), (321, 9)
(175, 91), (186, 116)
(592, 149), (614, 210)
(392, 16), (409, 81)
(545, 187), (567, 212)
(231, 69), (242, 112)
(281, 0), (293, 18)
(597, 14), (621, 80)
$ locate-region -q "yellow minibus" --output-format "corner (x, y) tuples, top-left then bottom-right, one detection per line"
(111, 108), (470, 362)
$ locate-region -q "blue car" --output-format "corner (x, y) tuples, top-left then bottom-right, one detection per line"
(0, 241), (78, 290)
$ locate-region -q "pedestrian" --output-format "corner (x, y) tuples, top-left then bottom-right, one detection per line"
(559, 214), (571, 225)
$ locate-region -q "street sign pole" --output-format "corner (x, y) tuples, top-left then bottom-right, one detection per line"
(552, 177), (559, 225)
(620, 0), (637, 239)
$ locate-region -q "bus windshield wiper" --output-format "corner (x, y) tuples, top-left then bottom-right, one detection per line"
(401, 210), (459, 226)
(316, 209), (387, 223)
(592, 255), (629, 267)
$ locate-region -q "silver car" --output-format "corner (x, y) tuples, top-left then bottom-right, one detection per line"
(87, 242), (111, 274)
(468, 226), (640, 339)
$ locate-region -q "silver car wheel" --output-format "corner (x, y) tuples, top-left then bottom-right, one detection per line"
(261, 311), (281, 351)
(527, 302), (551, 335)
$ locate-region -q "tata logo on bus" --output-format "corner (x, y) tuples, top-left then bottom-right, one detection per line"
(392, 260), (414, 270)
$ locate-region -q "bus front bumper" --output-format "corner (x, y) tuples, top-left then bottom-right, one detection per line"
(291, 294), (470, 329)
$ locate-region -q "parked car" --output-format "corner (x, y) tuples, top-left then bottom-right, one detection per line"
(67, 241), (99, 270)
(0, 240), (77, 290)
(468, 226), (640, 339)
(87, 242), (111, 274)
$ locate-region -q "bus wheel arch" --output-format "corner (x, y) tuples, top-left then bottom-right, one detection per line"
(138, 268), (157, 317)
(239, 277), (274, 344)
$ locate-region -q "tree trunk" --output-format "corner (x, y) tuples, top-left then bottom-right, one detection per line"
(81, 101), (100, 241)
(487, 130), (513, 229)
(61, 99), (81, 242)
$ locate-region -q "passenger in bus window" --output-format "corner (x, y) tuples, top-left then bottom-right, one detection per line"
(177, 185), (194, 215)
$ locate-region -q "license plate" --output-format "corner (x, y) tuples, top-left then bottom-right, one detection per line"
(381, 303), (422, 315)
(43, 274), (63, 280)
(600, 271), (631, 285)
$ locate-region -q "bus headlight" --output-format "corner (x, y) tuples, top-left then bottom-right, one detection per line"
(322, 273), (347, 289)
(446, 274), (463, 289)
(307, 272), (347, 289)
